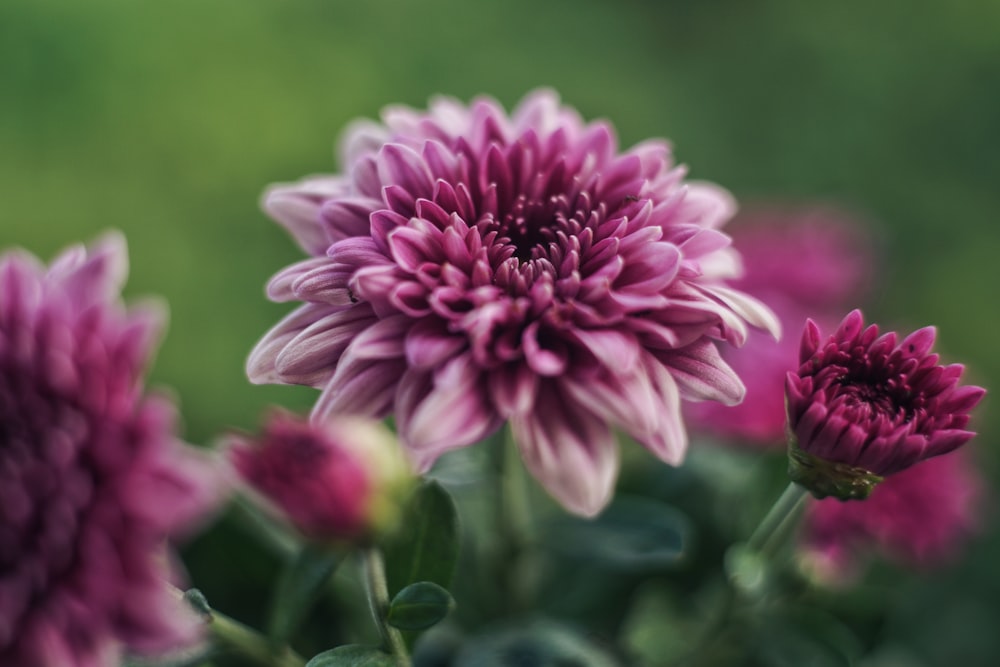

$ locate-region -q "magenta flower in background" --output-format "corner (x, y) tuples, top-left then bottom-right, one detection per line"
(0, 234), (219, 667)
(228, 410), (410, 541)
(248, 90), (778, 515)
(686, 207), (874, 444)
(786, 310), (985, 499)
(800, 449), (983, 583)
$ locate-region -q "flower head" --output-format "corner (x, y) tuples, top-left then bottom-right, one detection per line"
(0, 234), (219, 667)
(800, 450), (983, 583)
(228, 410), (411, 541)
(686, 207), (873, 444)
(786, 310), (985, 499)
(249, 90), (778, 515)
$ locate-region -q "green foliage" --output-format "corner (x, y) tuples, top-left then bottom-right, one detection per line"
(382, 481), (460, 596)
(387, 582), (455, 631)
(268, 545), (343, 646)
(305, 645), (396, 667)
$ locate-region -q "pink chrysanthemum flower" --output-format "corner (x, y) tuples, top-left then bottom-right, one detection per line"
(800, 450), (983, 583)
(0, 234), (219, 667)
(228, 410), (410, 541)
(786, 310), (985, 500)
(686, 207), (873, 445)
(248, 90), (778, 515)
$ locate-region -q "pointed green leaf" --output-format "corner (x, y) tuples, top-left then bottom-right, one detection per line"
(387, 581), (455, 631)
(268, 544), (343, 645)
(382, 480), (459, 596)
(305, 645), (397, 667)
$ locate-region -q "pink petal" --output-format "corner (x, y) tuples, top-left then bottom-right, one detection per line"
(511, 390), (619, 517)
(399, 354), (501, 469)
(653, 340), (745, 405)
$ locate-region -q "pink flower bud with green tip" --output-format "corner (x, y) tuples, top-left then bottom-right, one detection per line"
(228, 411), (411, 542)
(785, 310), (985, 500)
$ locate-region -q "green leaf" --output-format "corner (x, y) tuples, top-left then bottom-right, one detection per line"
(382, 480), (459, 596)
(268, 544), (343, 646)
(387, 581), (455, 631)
(544, 495), (689, 571)
(305, 645), (397, 667)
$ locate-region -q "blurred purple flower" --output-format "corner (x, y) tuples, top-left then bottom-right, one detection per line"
(248, 90), (778, 515)
(686, 206), (873, 445)
(0, 234), (220, 666)
(786, 310), (984, 499)
(228, 410), (410, 541)
(800, 450), (983, 583)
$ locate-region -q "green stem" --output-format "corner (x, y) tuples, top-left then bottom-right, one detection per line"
(676, 483), (809, 667)
(181, 588), (305, 667)
(745, 482), (808, 558)
(493, 425), (534, 614)
(361, 547), (409, 666)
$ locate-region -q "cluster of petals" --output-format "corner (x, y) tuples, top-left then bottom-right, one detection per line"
(686, 207), (873, 444)
(228, 410), (408, 541)
(800, 449), (983, 582)
(0, 234), (219, 667)
(248, 90), (778, 515)
(786, 310), (984, 479)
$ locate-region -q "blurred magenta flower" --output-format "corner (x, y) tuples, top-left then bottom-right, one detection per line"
(685, 207), (873, 444)
(0, 234), (219, 667)
(248, 90), (778, 515)
(800, 450), (983, 583)
(228, 411), (410, 541)
(786, 310), (985, 499)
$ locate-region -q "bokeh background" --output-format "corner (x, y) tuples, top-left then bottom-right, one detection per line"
(2, 1), (999, 664)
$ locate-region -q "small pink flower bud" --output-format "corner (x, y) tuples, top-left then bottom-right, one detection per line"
(785, 310), (985, 500)
(228, 411), (411, 541)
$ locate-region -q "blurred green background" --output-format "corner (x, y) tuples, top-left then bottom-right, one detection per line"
(2, 0), (999, 664)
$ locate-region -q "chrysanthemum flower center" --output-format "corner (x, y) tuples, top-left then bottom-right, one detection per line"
(837, 372), (913, 423)
(494, 192), (588, 265)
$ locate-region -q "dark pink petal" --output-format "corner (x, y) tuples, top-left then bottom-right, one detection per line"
(263, 179), (345, 255)
(377, 143), (435, 200)
(522, 322), (568, 376)
(274, 306), (378, 386)
(899, 326), (937, 358)
(314, 357), (407, 420)
(489, 362), (540, 418)
(569, 328), (639, 374)
(320, 196), (381, 242)
(405, 319), (467, 369)
(654, 340), (744, 405)
(399, 355), (501, 469)
(247, 304), (346, 384)
(266, 258), (334, 303)
(800, 319), (823, 364)
(512, 390), (618, 517)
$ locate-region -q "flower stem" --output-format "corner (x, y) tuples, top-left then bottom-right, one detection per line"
(492, 425), (533, 614)
(361, 547), (409, 666)
(180, 588), (304, 667)
(678, 483), (809, 667)
(745, 481), (809, 558)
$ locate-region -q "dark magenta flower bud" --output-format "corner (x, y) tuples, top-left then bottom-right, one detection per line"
(785, 310), (984, 500)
